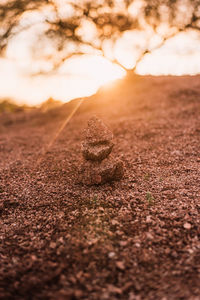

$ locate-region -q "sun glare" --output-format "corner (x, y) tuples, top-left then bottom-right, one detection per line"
(59, 55), (126, 86)
(0, 55), (125, 105)
(1, 24), (200, 105)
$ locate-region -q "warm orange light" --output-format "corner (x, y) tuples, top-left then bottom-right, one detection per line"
(1, 29), (200, 105)
(0, 55), (125, 105)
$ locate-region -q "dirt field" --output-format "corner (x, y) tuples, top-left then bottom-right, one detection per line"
(0, 74), (200, 299)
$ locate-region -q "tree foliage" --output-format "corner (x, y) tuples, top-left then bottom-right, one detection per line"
(1, 0), (200, 73)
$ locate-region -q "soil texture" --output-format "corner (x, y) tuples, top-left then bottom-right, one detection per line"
(0, 74), (200, 299)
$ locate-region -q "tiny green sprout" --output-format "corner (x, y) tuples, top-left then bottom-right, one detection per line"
(146, 192), (154, 206)
(93, 194), (98, 203)
(144, 173), (150, 181)
(88, 194), (99, 208)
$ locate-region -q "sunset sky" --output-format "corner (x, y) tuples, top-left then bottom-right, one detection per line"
(1, 6), (200, 106)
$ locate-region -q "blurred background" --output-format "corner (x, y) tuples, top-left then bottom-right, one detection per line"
(1, 0), (200, 106)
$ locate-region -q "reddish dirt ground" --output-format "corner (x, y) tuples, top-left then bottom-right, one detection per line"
(0, 75), (200, 300)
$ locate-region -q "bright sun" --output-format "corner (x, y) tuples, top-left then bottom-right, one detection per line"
(0, 55), (125, 105)
(59, 55), (126, 86)
(1, 30), (200, 105)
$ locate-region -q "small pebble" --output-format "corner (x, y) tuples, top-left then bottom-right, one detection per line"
(119, 240), (128, 247)
(183, 222), (192, 230)
(116, 261), (125, 270)
(146, 216), (151, 223)
(50, 242), (57, 249)
(108, 252), (116, 258)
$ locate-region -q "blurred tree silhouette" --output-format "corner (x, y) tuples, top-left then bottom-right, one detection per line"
(1, 0), (200, 74)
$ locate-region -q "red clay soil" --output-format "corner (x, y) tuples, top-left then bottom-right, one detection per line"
(0, 74), (200, 300)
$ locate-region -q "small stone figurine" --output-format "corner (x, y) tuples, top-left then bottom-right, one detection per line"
(79, 116), (123, 185)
